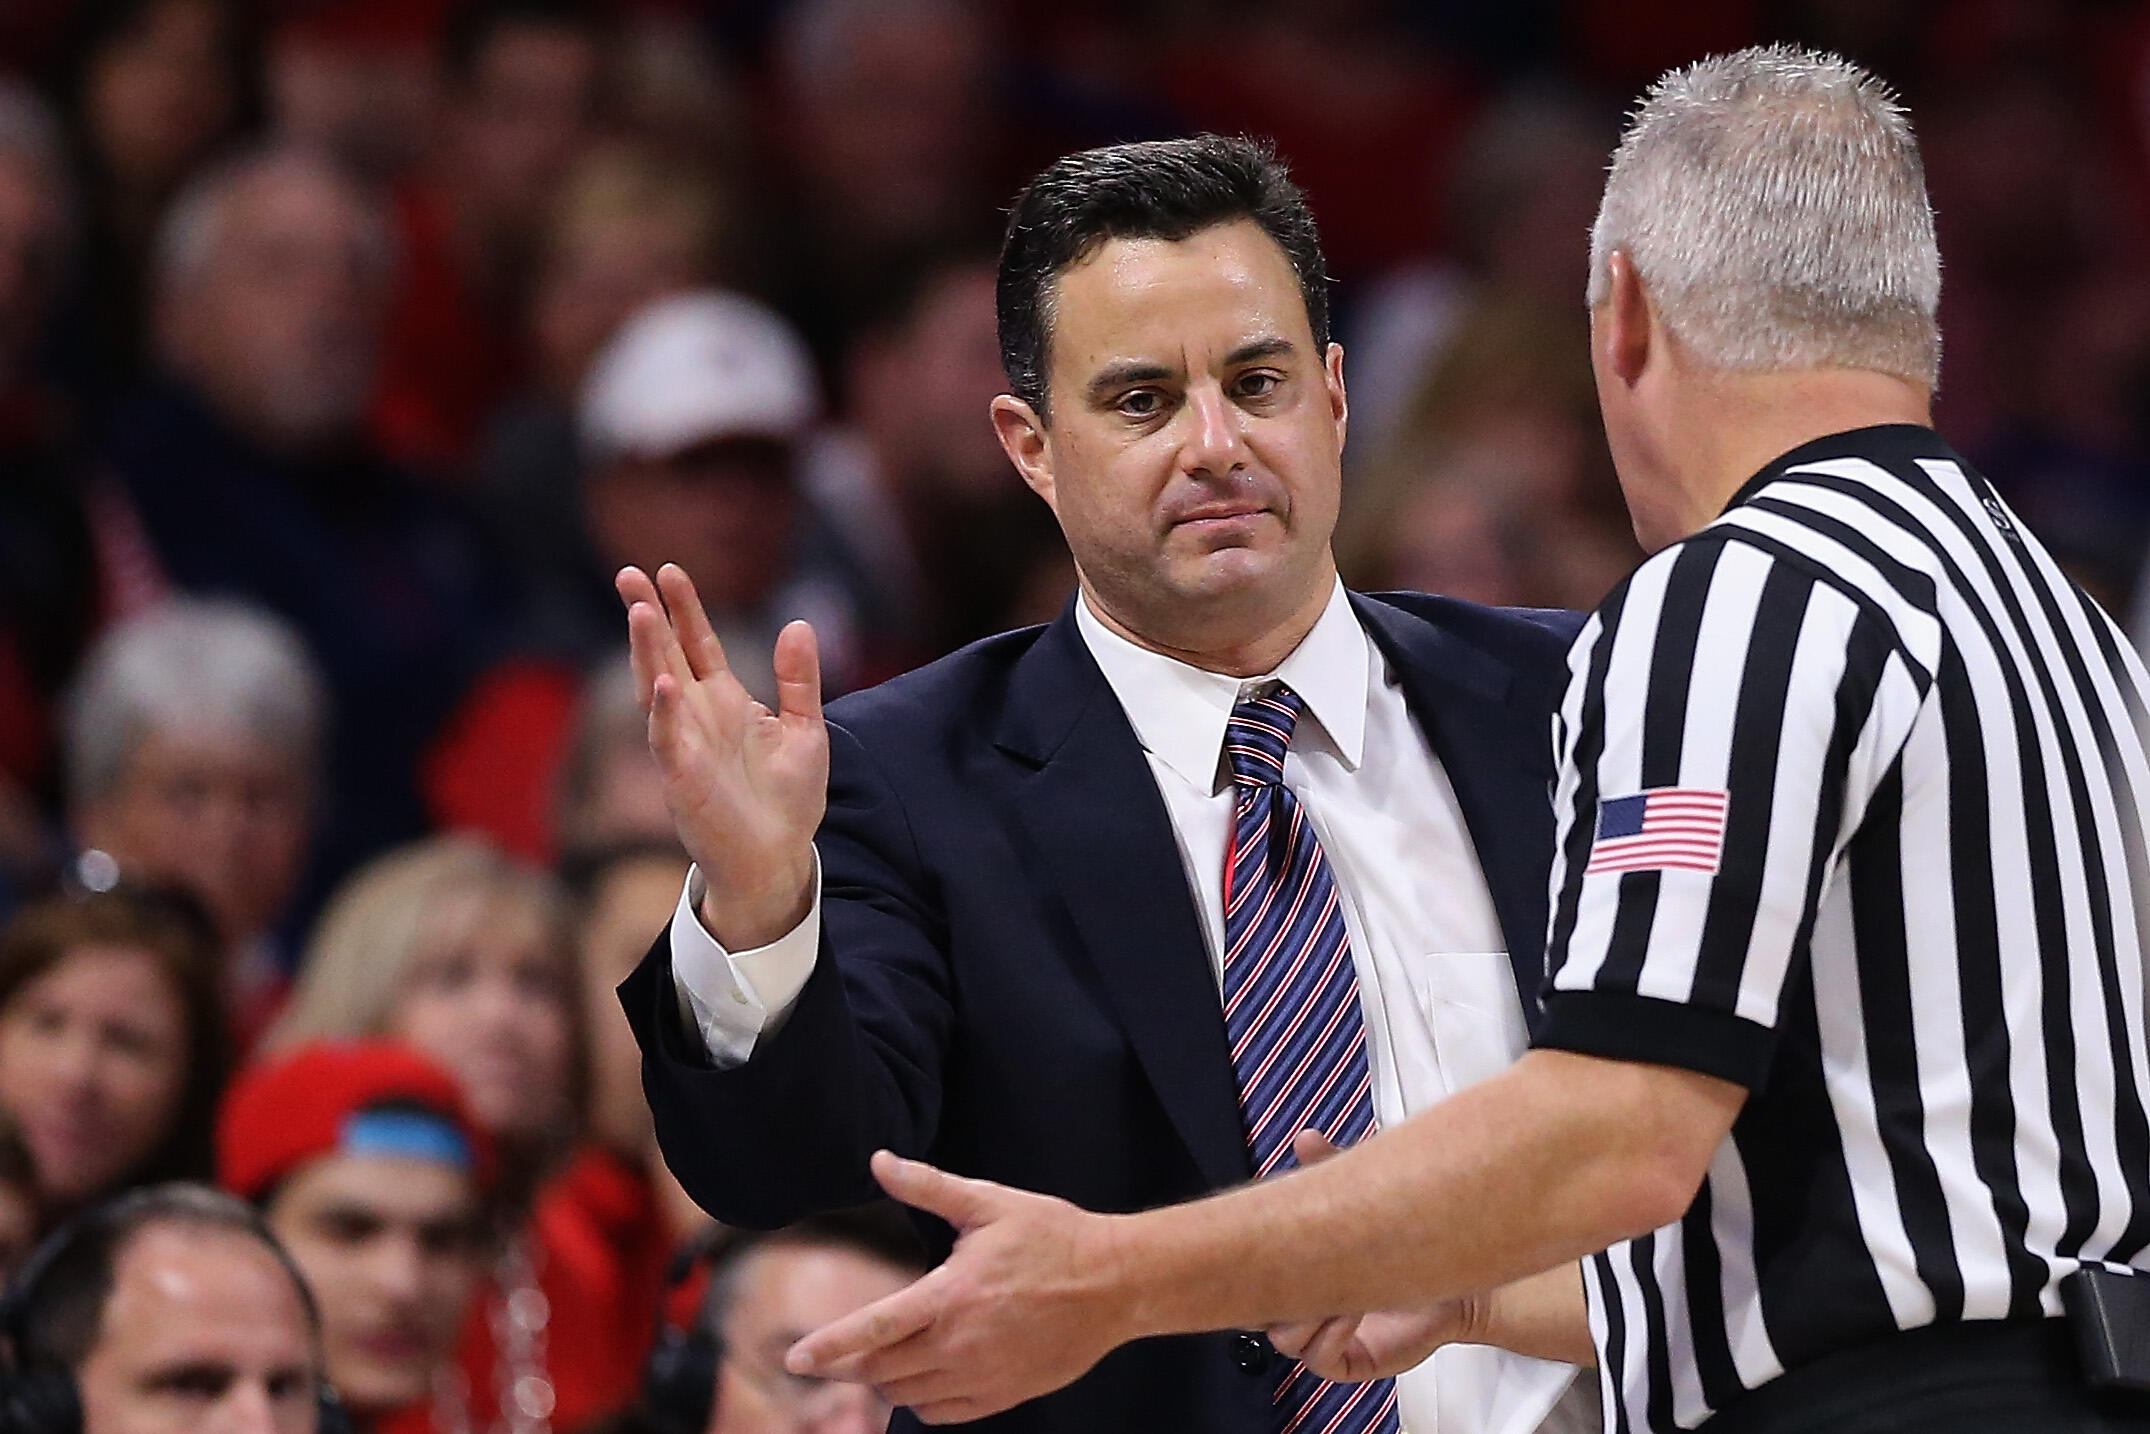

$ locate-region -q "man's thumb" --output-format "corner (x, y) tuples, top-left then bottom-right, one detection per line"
(1291, 1128), (1344, 1168)
(871, 1149), (993, 1227)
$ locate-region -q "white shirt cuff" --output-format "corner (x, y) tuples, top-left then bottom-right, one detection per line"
(667, 854), (823, 1068)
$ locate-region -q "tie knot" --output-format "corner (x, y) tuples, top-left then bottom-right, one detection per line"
(1225, 684), (1303, 788)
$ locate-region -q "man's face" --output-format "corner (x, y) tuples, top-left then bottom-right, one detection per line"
(75, 1222), (320, 1434)
(585, 439), (799, 614)
(449, 22), (601, 237)
(264, 1151), (482, 1417)
(77, 731), (312, 949)
(712, 1245), (917, 1434)
(1003, 220), (1347, 652)
(162, 165), (387, 452)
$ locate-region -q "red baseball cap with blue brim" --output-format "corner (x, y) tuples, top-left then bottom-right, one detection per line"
(217, 1040), (495, 1201)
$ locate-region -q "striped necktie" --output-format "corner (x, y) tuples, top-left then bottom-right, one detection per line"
(1222, 683), (1401, 1434)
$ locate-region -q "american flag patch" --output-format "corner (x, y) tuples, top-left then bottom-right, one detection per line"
(1586, 788), (1729, 876)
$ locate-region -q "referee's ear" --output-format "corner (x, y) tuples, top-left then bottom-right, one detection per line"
(1597, 249), (1653, 387)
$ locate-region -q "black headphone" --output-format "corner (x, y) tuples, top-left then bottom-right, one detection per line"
(0, 1193), (353, 1434)
(636, 1228), (736, 1434)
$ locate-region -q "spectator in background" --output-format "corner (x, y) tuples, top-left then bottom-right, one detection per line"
(425, 288), (856, 860)
(759, 0), (1001, 367)
(592, 1209), (930, 1434)
(576, 290), (861, 704)
(0, 886), (227, 1227)
(64, 598), (324, 1048)
(1158, 0), (1476, 284)
(553, 658), (677, 860)
(0, 82), (90, 907)
(0, 1183), (326, 1434)
(0, 1110), (41, 1281)
(481, 141), (734, 636)
(106, 145), (500, 909)
(264, 0), (447, 186)
(805, 250), (1069, 670)
(44, 0), (258, 408)
(372, 0), (609, 477)
(1336, 86), (1639, 612)
(698, 1211), (928, 1434)
(270, 834), (667, 1434)
(219, 1041), (491, 1434)
(563, 838), (702, 1243)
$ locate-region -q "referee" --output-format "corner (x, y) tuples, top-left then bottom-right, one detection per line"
(786, 44), (2150, 1434)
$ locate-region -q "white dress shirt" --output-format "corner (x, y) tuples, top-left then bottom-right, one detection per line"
(668, 581), (1592, 1434)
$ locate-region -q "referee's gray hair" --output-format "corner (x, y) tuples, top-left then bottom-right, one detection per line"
(64, 598), (327, 810)
(1586, 45), (1942, 389)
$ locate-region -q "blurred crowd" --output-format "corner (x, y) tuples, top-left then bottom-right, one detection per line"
(0, 0), (2147, 1431)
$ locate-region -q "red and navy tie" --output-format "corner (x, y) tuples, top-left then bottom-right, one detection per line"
(1221, 683), (1402, 1434)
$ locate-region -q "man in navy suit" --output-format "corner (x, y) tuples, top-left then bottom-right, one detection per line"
(617, 136), (1595, 1434)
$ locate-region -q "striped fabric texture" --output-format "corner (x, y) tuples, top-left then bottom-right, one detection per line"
(1535, 426), (2150, 1432)
(1221, 684), (1400, 1434)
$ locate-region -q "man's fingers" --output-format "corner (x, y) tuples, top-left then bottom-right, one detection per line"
(625, 600), (678, 712)
(1268, 1320), (1322, 1360)
(1292, 1128), (1344, 1167)
(615, 565), (658, 612)
(787, 1277), (939, 1377)
(773, 619), (824, 727)
(871, 1149), (1000, 1228)
(1297, 1316), (1367, 1380)
(655, 563), (733, 682)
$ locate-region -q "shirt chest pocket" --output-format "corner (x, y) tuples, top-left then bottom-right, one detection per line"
(1399, 952), (1533, 1098)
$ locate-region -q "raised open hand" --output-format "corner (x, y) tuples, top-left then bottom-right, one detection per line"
(618, 563), (827, 949)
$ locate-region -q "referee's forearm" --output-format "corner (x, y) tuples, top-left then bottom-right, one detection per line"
(1108, 1050), (1740, 1339)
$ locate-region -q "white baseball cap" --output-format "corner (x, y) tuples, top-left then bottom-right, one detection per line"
(580, 290), (820, 462)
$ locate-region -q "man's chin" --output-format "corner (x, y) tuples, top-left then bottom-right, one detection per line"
(1166, 546), (1295, 604)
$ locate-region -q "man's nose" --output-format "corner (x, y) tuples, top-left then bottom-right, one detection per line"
(211, 1380), (287, 1434)
(369, 1233), (428, 1303)
(1179, 384), (1250, 477)
(804, 1384), (895, 1434)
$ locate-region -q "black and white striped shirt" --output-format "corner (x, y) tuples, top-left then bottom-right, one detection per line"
(1532, 424), (2150, 1432)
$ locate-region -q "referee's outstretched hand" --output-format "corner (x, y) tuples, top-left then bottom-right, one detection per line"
(618, 563), (826, 951)
(786, 1150), (1132, 1424)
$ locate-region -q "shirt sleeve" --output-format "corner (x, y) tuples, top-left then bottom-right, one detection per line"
(1532, 535), (1933, 1088)
(668, 853), (824, 1068)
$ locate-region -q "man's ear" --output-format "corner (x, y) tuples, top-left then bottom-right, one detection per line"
(991, 394), (1056, 511)
(1599, 250), (1652, 387)
(1324, 342), (1348, 455)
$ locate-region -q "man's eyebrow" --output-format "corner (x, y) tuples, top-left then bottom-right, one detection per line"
(1085, 360), (1175, 403)
(1225, 335), (1296, 366)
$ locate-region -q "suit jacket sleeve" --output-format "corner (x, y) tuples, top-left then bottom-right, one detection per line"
(617, 718), (955, 1229)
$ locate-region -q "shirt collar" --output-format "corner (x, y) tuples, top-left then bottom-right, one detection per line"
(1074, 579), (1369, 794)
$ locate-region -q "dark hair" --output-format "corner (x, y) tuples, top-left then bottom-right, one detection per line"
(13, 1182), (320, 1371)
(0, 887), (230, 1207)
(702, 1203), (930, 1333)
(996, 134), (1331, 420)
(443, 0), (608, 86)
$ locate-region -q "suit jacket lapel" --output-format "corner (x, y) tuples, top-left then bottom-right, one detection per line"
(995, 610), (1253, 1192)
(1353, 595), (1561, 1017)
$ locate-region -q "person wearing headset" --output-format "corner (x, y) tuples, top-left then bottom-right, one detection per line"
(214, 1043), (490, 1434)
(612, 1207), (928, 1434)
(0, 1182), (332, 1434)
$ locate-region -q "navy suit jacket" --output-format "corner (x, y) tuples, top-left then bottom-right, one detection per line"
(620, 591), (1585, 1434)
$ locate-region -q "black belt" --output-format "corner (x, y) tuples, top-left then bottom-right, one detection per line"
(1701, 1319), (2149, 1434)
